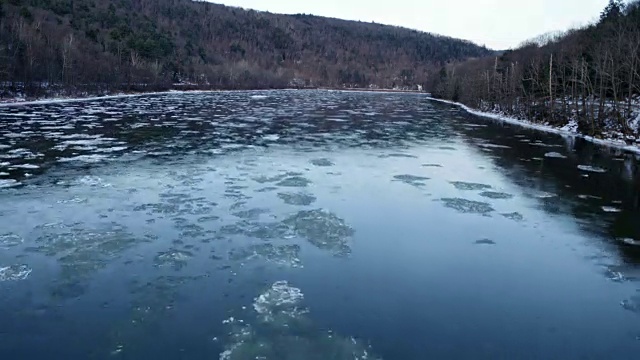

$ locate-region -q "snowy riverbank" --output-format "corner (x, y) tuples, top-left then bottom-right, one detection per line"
(428, 97), (640, 155)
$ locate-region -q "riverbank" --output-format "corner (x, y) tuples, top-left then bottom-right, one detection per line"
(428, 97), (640, 155)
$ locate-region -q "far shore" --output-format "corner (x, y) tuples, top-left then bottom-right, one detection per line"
(0, 87), (427, 107)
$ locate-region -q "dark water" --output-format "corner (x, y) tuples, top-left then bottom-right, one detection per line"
(1, 90), (640, 359)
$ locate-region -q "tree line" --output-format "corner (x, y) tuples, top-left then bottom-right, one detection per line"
(432, 0), (640, 139)
(0, 0), (492, 98)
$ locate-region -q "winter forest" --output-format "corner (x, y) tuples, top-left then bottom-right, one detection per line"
(433, 0), (640, 140)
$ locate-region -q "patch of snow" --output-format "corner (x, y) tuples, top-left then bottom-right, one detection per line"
(560, 119), (579, 133)
(602, 206), (622, 213)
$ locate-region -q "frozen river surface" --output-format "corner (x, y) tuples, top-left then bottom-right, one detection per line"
(1, 90), (640, 359)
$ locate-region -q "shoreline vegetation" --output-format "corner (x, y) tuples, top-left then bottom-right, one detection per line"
(0, 0), (490, 99)
(428, 97), (640, 155)
(432, 1), (640, 151)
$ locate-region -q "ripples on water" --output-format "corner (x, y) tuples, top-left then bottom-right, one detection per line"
(1, 90), (640, 359)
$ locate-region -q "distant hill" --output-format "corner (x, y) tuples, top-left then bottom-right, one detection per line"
(0, 0), (492, 97)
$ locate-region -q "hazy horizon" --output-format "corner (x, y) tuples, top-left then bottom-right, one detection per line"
(211, 0), (612, 49)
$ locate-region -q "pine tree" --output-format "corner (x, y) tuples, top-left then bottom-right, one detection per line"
(600, 0), (625, 23)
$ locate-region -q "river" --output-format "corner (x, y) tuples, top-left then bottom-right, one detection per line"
(1, 90), (639, 359)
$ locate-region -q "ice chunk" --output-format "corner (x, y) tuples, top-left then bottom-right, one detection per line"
(620, 238), (640, 246)
(58, 154), (109, 163)
(449, 181), (492, 191)
(441, 198), (495, 215)
(283, 209), (354, 256)
(501, 212), (524, 221)
(0, 179), (20, 188)
(230, 244), (303, 268)
(0, 264), (32, 282)
(276, 176), (312, 187)
(253, 280), (307, 322)
(0, 233), (24, 248)
(474, 239), (496, 245)
(153, 249), (193, 270)
(393, 174), (430, 187)
(310, 158), (335, 167)
(578, 165), (607, 173)
(479, 191), (514, 200)
(544, 152), (567, 159)
(278, 192), (317, 206)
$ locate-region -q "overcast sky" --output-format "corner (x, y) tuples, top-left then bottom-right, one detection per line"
(210, 0), (611, 49)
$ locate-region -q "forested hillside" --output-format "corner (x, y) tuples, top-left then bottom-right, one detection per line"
(432, 0), (640, 141)
(0, 0), (491, 98)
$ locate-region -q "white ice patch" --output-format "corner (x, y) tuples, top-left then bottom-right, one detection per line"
(578, 165), (607, 173)
(0, 264), (32, 282)
(250, 95), (268, 100)
(0, 233), (24, 248)
(621, 238), (640, 246)
(544, 152), (567, 159)
(534, 191), (556, 199)
(94, 146), (128, 153)
(0, 179), (20, 188)
(58, 154), (109, 163)
(253, 280), (306, 321)
(77, 176), (112, 187)
(61, 138), (110, 147)
(602, 206), (622, 213)
(479, 143), (511, 149)
(262, 134), (280, 141)
(578, 194), (602, 200)
(9, 164), (39, 169)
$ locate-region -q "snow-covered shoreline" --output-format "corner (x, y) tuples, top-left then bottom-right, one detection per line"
(428, 97), (640, 155)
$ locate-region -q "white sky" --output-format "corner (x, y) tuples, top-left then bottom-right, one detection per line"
(209, 0), (611, 49)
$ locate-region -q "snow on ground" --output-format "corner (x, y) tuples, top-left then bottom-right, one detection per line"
(429, 97), (640, 154)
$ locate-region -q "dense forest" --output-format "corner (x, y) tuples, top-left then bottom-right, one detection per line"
(0, 0), (492, 98)
(432, 0), (640, 140)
